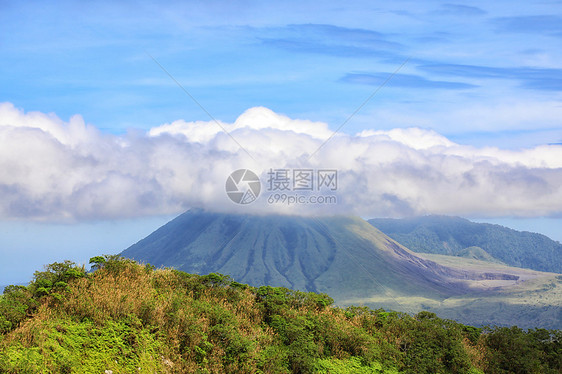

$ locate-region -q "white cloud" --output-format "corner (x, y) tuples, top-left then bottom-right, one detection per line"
(348, 97), (562, 146)
(1, 102), (562, 221)
(359, 127), (455, 149)
(149, 107), (332, 142)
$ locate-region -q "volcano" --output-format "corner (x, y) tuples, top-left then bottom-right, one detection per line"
(121, 209), (562, 328)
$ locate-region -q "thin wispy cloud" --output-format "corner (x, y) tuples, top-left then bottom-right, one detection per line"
(340, 72), (477, 90)
(493, 15), (562, 36)
(260, 23), (403, 59)
(434, 4), (487, 17)
(419, 64), (562, 91)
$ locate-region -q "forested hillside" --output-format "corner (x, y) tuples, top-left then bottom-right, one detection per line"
(369, 216), (562, 273)
(1, 256), (560, 373)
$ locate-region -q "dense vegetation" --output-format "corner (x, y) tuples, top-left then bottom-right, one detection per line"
(0, 256), (560, 373)
(369, 216), (562, 273)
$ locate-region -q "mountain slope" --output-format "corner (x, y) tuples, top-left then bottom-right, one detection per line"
(122, 210), (467, 303)
(122, 210), (562, 328)
(368, 215), (562, 273)
(456, 246), (504, 264)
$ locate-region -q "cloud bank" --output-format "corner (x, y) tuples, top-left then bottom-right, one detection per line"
(1, 102), (562, 221)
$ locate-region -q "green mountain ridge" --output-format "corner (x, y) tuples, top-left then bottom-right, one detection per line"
(368, 216), (562, 273)
(121, 210), (562, 329)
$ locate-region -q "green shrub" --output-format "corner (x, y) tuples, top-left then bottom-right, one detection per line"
(483, 326), (562, 374)
(1, 257), (559, 374)
(0, 285), (36, 334)
(315, 356), (398, 374)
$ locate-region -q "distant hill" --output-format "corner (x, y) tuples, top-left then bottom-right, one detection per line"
(369, 216), (562, 273)
(121, 210), (562, 329)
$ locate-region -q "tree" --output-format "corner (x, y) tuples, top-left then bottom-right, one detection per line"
(89, 256), (106, 271)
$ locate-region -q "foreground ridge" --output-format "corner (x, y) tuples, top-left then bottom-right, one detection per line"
(1, 256), (560, 373)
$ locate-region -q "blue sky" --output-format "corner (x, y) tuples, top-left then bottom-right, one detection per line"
(2, 0), (561, 145)
(1, 0), (562, 284)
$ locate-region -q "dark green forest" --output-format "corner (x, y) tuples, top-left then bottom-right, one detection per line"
(369, 216), (562, 273)
(1, 256), (560, 373)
